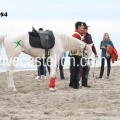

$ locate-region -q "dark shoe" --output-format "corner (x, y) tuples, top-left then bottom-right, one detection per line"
(69, 84), (73, 88)
(69, 84), (80, 89)
(82, 85), (91, 88)
(106, 76), (110, 79)
(73, 86), (80, 89)
(61, 77), (66, 80)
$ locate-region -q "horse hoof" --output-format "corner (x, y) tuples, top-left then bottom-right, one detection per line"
(13, 87), (17, 92)
(38, 79), (42, 82)
(49, 87), (57, 92)
(13, 88), (17, 92)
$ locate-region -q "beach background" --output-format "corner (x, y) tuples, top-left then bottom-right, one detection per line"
(0, 0), (120, 71)
(0, 0), (120, 120)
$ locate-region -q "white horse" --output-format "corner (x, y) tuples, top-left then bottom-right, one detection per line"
(0, 31), (93, 91)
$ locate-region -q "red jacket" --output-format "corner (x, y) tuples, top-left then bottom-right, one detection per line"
(73, 30), (97, 55)
(72, 29), (82, 40)
(107, 45), (118, 63)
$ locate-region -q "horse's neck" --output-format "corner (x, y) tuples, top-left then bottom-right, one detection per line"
(64, 35), (84, 51)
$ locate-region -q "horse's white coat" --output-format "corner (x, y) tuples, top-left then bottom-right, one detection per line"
(0, 32), (93, 91)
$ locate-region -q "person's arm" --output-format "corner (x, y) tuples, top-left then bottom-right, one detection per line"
(89, 34), (98, 57)
(92, 43), (97, 56)
(100, 41), (106, 49)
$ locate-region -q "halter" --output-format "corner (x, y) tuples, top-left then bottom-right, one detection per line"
(82, 44), (92, 63)
(80, 44), (87, 54)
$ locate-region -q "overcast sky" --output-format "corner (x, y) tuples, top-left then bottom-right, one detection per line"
(0, 0), (120, 52)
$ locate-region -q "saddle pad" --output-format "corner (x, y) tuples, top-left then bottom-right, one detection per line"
(29, 32), (43, 48)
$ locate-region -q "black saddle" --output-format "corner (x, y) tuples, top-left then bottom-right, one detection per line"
(29, 27), (55, 49)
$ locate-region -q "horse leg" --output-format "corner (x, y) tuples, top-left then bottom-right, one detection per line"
(7, 57), (16, 91)
(49, 67), (57, 91)
(49, 53), (63, 91)
(48, 54), (58, 91)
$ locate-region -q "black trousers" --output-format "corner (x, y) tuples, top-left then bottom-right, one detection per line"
(79, 57), (90, 86)
(82, 65), (90, 86)
(69, 56), (82, 88)
(99, 57), (111, 78)
(59, 58), (65, 79)
(47, 61), (51, 75)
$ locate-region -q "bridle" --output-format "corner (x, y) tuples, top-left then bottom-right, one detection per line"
(80, 43), (87, 53)
(82, 44), (92, 63)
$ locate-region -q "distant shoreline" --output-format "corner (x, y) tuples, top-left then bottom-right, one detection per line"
(0, 66), (120, 73)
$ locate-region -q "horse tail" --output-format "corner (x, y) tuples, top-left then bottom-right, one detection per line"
(0, 35), (6, 51)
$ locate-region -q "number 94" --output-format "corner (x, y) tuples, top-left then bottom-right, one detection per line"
(0, 12), (8, 17)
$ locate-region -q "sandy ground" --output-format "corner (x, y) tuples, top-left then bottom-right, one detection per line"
(0, 66), (120, 120)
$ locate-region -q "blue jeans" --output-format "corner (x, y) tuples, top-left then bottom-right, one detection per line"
(37, 58), (46, 76)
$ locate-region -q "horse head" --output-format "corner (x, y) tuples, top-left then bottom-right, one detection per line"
(83, 43), (93, 66)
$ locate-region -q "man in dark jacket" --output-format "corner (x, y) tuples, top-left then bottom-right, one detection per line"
(81, 22), (98, 87)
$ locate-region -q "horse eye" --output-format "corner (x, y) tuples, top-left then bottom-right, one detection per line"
(89, 59), (92, 61)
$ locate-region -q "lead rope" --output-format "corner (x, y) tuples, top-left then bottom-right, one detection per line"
(48, 34), (50, 57)
(93, 58), (96, 77)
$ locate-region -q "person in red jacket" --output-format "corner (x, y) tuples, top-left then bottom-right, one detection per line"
(69, 21), (84, 89)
